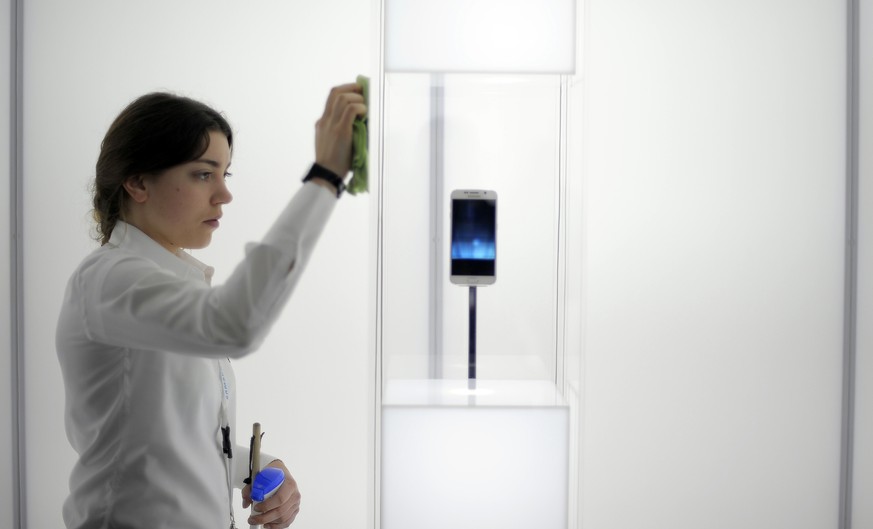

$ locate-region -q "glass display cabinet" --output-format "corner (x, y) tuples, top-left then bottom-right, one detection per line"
(376, 1), (578, 528)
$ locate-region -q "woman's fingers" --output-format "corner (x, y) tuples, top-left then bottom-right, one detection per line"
(314, 82), (367, 177)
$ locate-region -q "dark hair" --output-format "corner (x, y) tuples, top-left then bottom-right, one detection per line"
(92, 92), (233, 244)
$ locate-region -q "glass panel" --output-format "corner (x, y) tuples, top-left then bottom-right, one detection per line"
(381, 74), (562, 382)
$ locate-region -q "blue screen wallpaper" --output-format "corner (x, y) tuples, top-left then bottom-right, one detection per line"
(451, 199), (496, 266)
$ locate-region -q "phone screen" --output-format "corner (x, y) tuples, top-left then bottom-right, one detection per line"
(451, 195), (496, 282)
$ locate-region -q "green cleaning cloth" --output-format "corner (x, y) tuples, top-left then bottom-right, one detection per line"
(348, 75), (369, 195)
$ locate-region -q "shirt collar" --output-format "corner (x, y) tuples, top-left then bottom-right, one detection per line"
(107, 221), (215, 285)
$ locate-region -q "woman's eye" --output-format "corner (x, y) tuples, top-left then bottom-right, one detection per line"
(196, 172), (212, 181)
(224, 172), (233, 179)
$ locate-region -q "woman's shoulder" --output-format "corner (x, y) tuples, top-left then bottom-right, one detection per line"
(71, 242), (166, 289)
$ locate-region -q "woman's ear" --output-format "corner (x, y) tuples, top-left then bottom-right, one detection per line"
(122, 175), (149, 204)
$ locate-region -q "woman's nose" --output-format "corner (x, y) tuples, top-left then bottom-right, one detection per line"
(214, 179), (233, 205)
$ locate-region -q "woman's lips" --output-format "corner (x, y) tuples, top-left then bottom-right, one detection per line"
(204, 219), (220, 229)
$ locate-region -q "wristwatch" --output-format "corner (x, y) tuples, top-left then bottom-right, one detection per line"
(303, 163), (345, 198)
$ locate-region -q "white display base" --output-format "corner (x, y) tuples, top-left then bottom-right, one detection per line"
(382, 379), (569, 529)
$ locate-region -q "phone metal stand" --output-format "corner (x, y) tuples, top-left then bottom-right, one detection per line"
(468, 286), (477, 379)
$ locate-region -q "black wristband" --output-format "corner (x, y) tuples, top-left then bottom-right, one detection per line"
(303, 163), (345, 198)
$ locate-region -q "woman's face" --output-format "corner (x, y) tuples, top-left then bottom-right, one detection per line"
(127, 130), (233, 253)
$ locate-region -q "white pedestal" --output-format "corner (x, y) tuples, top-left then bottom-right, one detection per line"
(381, 379), (569, 529)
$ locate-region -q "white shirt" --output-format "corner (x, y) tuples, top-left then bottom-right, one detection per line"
(56, 182), (336, 529)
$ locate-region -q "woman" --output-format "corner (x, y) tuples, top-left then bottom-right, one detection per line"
(55, 83), (365, 529)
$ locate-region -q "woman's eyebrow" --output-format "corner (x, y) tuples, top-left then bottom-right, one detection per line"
(194, 158), (231, 169)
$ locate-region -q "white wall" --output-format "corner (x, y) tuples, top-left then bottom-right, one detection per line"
(1, 0), (17, 527)
(22, 1), (373, 528)
(578, 1), (846, 528)
(853, 0), (872, 526)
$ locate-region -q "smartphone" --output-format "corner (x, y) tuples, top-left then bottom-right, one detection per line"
(450, 189), (497, 285)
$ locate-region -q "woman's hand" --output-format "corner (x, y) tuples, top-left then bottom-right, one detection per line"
(314, 83), (367, 178)
(242, 459), (302, 528)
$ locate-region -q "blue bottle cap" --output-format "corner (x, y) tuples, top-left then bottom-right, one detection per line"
(251, 467), (285, 502)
